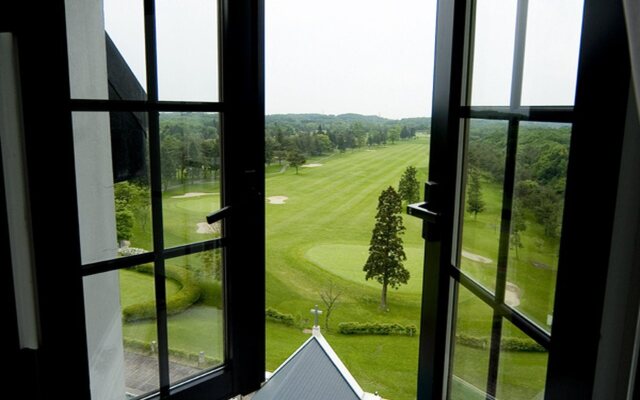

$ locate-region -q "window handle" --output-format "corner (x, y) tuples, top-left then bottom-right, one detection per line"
(407, 182), (440, 240)
(206, 205), (231, 225)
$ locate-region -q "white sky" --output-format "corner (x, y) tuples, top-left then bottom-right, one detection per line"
(104, 0), (583, 119)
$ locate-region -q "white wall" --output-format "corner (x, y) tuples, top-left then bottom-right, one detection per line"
(65, 0), (126, 399)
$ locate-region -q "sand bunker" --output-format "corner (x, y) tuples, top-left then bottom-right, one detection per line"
(461, 250), (493, 264)
(171, 192), (215, 199)
(196, 222), (221, 234)
(505, 282), (521, 307)
(267, 196), (288, 204)
(302, 163), (322, 168)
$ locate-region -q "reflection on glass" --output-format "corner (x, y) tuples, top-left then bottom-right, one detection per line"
(160, 112), (221, 248)
(72, 112), (152, 263)
(507, 122), (570, 330)
(66, 0), (146, 100)
(84, 266), (160, 399)
(470, 0), (517, 106)
(496, 320), (548, 399)
(460, 119), (508, 291)
(156, 0), (219, 102)
(167, 251), (224, 384)
(450, 285), (493, 399)
(520, 0), (584, 106)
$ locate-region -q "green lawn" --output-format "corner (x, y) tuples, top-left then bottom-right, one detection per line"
(122, 138), (557, 399)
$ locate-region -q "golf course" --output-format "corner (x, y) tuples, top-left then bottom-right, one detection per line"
(118, 120), (565, 398)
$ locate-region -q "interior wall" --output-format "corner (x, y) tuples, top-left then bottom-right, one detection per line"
(592, 86), (640, 399)
(0, 32), (39, 350)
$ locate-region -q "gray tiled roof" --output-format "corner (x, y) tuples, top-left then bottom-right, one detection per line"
(253, 336), (362, 400)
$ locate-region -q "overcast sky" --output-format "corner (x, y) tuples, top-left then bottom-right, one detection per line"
(104, 0), (583, 119)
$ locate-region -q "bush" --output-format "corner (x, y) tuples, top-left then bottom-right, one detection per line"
(265, 308), (295, 326)
(198, 280), (223, 308)
(338, 322), (417, 337)
(455, 334), (545, 353)
(123, 338), (221, 367)
(122, 264), (202, 322)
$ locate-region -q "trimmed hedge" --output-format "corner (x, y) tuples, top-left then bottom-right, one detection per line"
(123, 337), (221, 367)
(122, 264), (201, 322)
(266, 307), (295, 326)
(338, 322), (417, 337)
(456, 334), (546, 353)
(198, 280), (223, 309)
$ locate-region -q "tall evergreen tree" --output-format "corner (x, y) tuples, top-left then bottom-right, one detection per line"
(398, 166), (420, 203)
(363, 187), (409, 310)
(466, 169), (486, 218)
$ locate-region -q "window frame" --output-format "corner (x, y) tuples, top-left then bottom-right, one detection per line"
(417, 0), (632, 398)
(11, 0), (264, 399)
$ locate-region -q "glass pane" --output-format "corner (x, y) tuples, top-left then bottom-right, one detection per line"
(72, 112), (152, 264)
(160, 112), (221, 248)
(507, 122), (571, 330)
(166, 251), (224, 384)
(65, 0), (146, 100)
(450, 285), (494, 399)
(459, 119), (508, 291)
(520, 0), (584, 106)
(496, 320), (548, 399)
(84, 265), (160, 399)
(470, 0), (518, 106)
(156, 0), (219, 102)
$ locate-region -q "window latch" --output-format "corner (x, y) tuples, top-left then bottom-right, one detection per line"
(206, 205), (231, 225)
(407, 182), (440, 241)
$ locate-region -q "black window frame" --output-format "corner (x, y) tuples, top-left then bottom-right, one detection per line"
(416, 0), (631, 399)
(9, 0), (264, 399)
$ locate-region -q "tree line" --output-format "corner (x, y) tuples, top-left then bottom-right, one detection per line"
(466, 122), (571, 240)
(265, 114), (429, 165)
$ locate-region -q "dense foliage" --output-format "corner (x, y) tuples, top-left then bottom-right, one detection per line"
(265, 114), (429, 164)
(467, 121), (571, 238)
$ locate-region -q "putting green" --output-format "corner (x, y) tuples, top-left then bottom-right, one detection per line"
(306, 243), (425, 294)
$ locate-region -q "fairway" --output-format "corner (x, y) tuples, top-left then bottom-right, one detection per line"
(121, 136), (554, 399)
(306, 244), (425, 294)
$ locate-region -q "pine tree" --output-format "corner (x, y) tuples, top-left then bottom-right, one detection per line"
(363, 187), (409, 310)
(466, 169), (486, 218)
(398, 166), (420, 203)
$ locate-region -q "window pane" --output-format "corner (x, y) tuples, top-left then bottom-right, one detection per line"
(459, 119), (508, 291)
(156, 0), (219, 102)
(507, 122), (570, 330)
(496, 319), (548, 399)
(65, 0), (146, 100)
(166, 251), (224, 385)
(84, 266), (160, 399)
(72, 112), (152, 264)
(520, 0), (584, 106)
(160, 112), (221, 248)
(470, 0), (518, 106)
(450, 285), (494, 399)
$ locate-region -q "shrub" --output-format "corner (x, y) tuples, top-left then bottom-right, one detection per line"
(122, 264), (202, 322)
(338, 322), (417, 336)
(123, 338), (221, 367)
(265, 308), (295, 326)
(455, 334), (545, 353)
(198, 280), (223, 308)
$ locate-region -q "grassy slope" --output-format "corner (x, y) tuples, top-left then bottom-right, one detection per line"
(122, 137), (556, 399)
